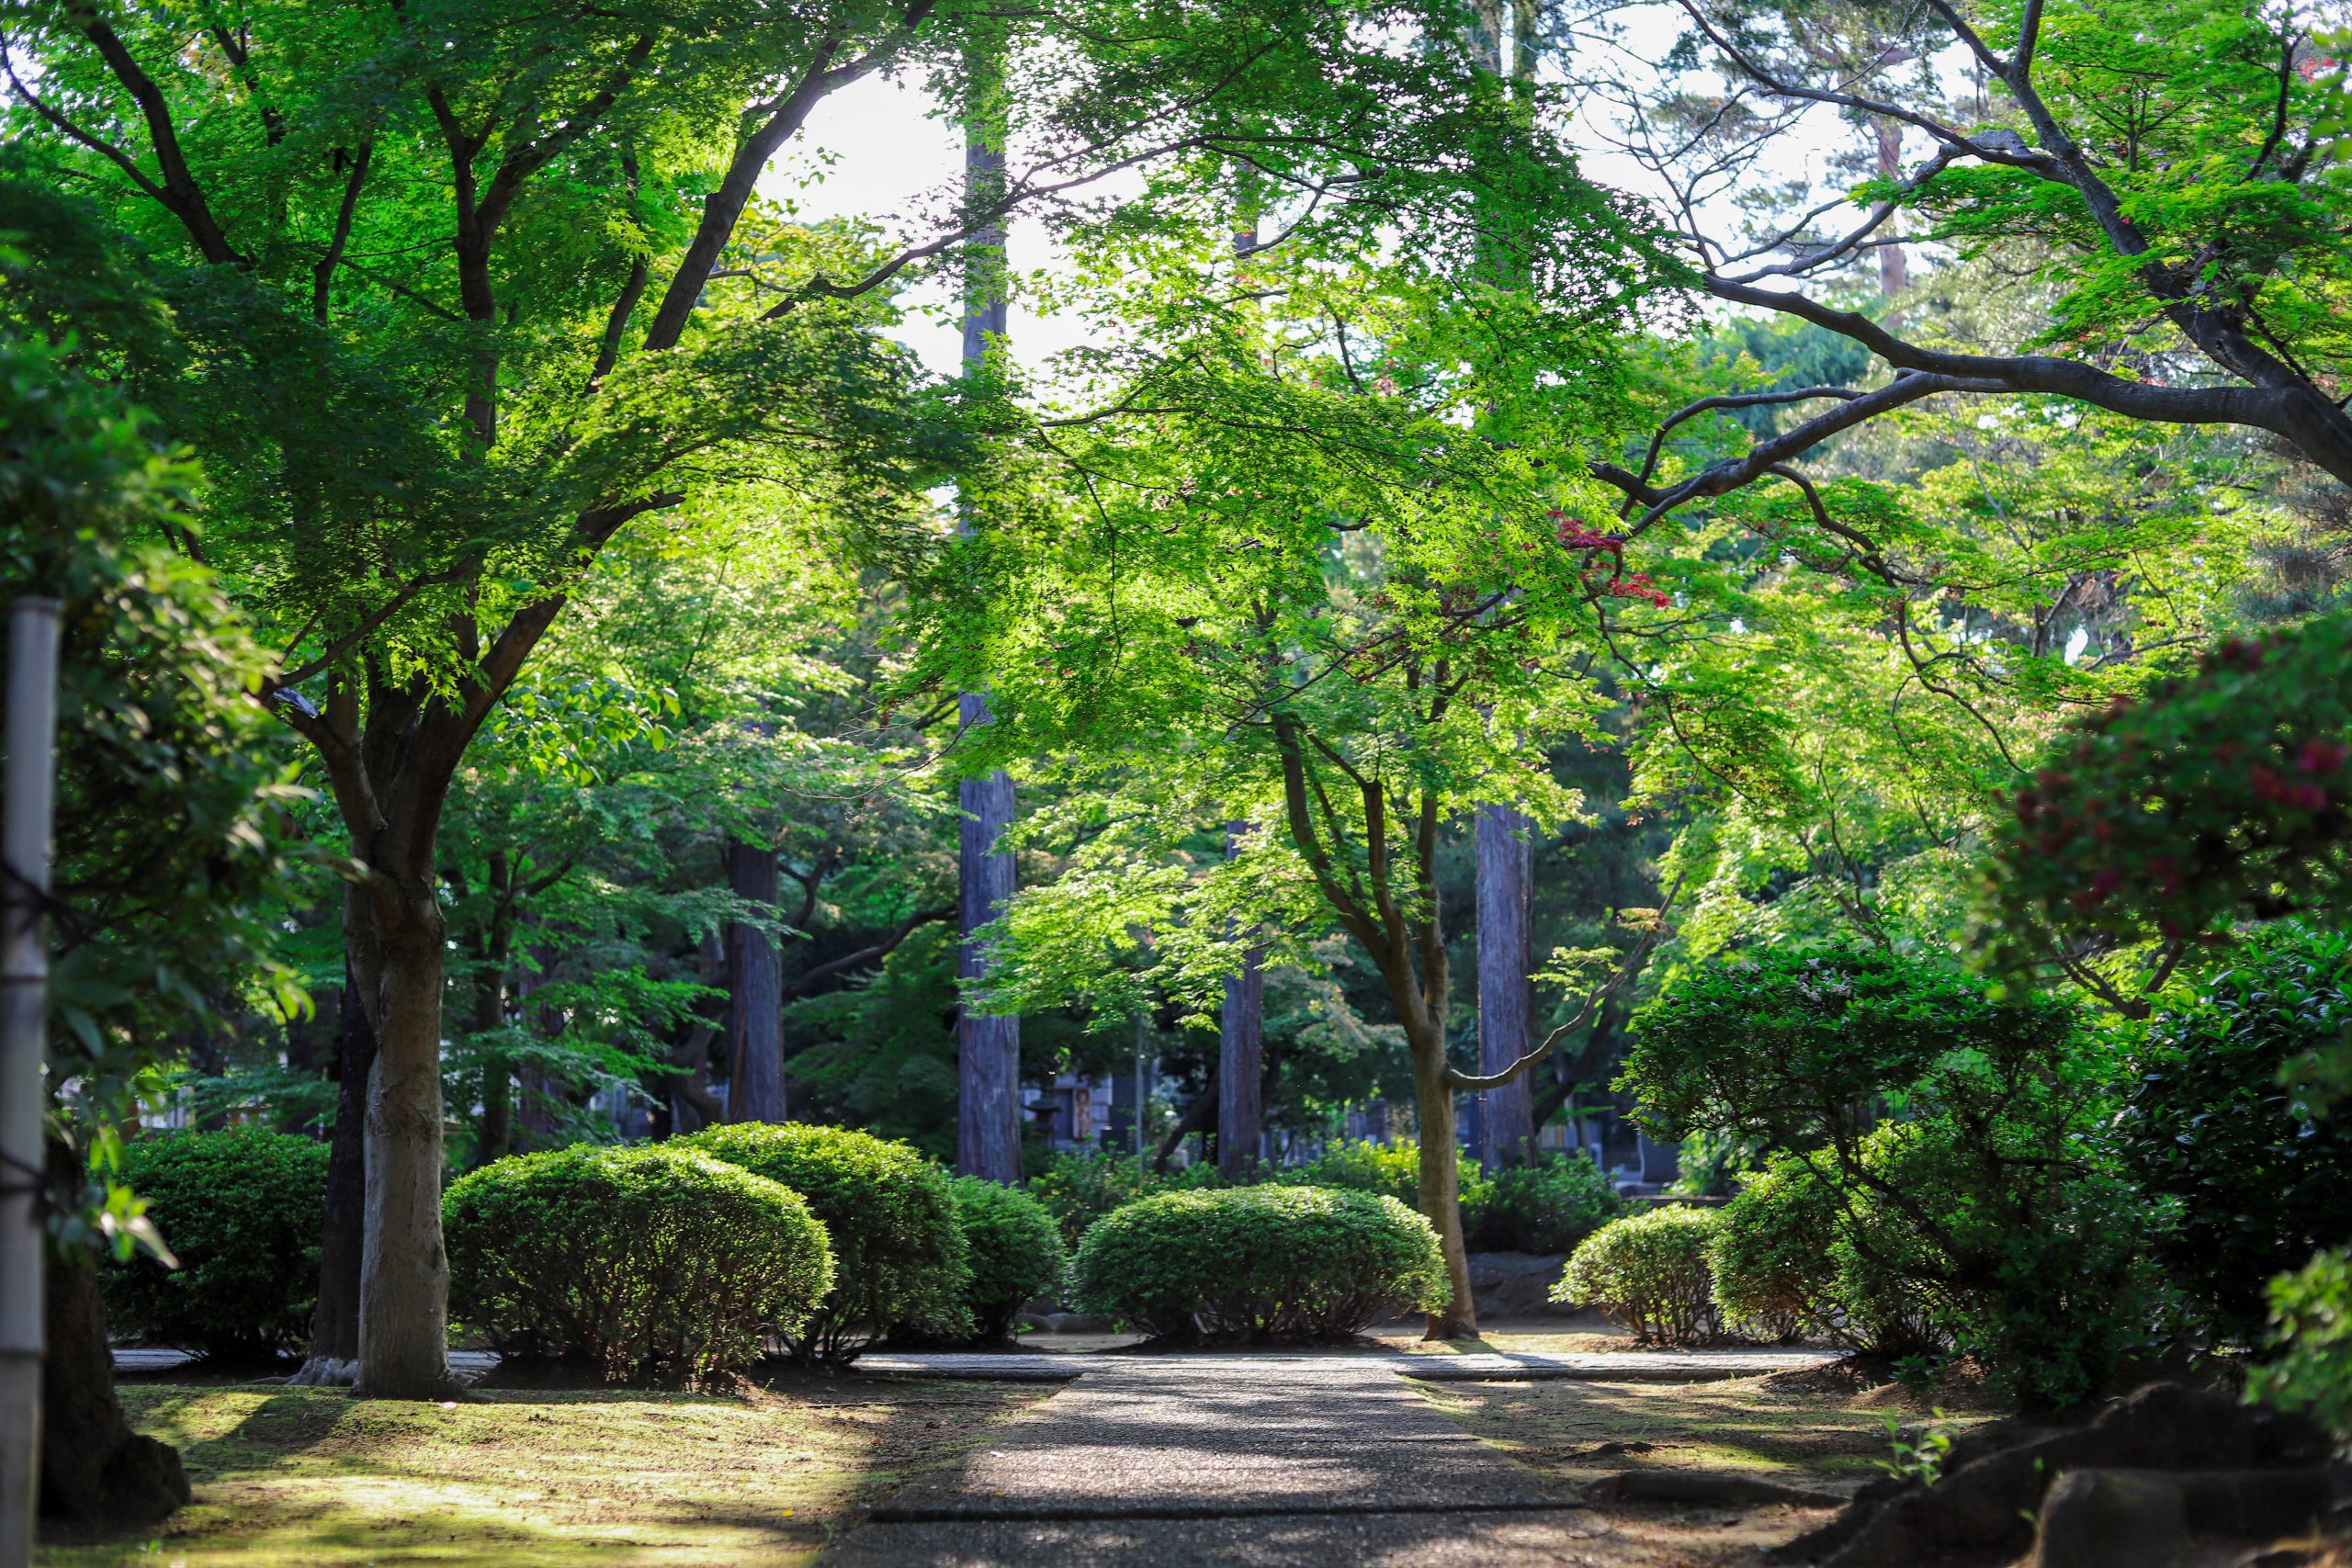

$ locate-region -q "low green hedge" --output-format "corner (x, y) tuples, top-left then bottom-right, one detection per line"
(1555, 1205), (1721, 1346)
(948, 1178), (1067, 1342)
(1069, 1185), (1447, 1342)
(444, 1143), (831, 1383)
(102, 1127), (329, 1363)
(678, 1122), (969, 1360)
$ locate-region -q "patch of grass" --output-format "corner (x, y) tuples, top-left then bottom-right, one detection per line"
(39, 1373), (1050, 1568)
(1411, 1371), (1996, 1484)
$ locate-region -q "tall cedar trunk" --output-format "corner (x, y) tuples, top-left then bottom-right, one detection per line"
(955, 28), (1021, 1184)
(39, 1137), (188, 1524)
(1410, 1030), (1476, 1338)
(956, 733), (1021, 1181)
(299, 921), (378, 1380)
(723, 838), (786, 1123)
(1216, 962), (1264, 1179)
(354, 879), (458, 1399)
(1476, 805), (1535, 1169)
(1216, 827), (1266, 1179)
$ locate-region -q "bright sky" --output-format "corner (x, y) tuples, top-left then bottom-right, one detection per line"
(761, 7), (1871, 379)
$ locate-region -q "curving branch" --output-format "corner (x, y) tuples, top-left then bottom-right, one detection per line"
(1444, 874), (1683, 1091)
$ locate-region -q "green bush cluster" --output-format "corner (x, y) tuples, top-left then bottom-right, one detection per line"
(101, 1127), (329, 1363)
(946, 1178), (1066, 1342)
(2110, 923), (2352, 1345)
(1069, 1185), (1447, 1341)
(443, 1143), (832, 1383)
(1472, 1154), (1622, 1254)
(679, 1122), (968, 1360)
(1623, 946), (2160, 1409)
(1026, 1150), (1221, 1247)
(1555, 1205), (1721, 1345)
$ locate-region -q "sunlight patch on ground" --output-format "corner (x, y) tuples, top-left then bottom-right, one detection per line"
(39, 1377), (1051, 1568)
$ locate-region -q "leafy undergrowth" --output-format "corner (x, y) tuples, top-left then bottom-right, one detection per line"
(38, 1372), (1051, 1568)
(1412, 1364), (2006, 1567)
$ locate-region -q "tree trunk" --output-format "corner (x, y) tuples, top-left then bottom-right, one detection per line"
(1155, 1060), (1218, 1175)
(354, 886), (458, 1400)
(956, 740), (1021, 1181)
(1476, 805), (1535, 1170)
(1873, 117), (1908, 299)
(40, 1139), (188, 1525)
(723, 838), (786, 1124)
(1216, 821), (1265, 1180)
(294, 937), (376, 1383)
(1410, 1035), (1477, 1339)
(954, 28), (1021, 1185)
(469, 943), (512, 1168)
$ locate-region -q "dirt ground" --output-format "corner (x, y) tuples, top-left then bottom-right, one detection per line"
(37, 1370), (1052, 1568)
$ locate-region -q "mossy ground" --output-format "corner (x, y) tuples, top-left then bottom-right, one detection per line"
(1412, 1363), (2007, 1566)
(37, 1371), (1051, 1568)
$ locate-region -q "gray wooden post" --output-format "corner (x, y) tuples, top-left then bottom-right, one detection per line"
(1, 599), (62, 1568)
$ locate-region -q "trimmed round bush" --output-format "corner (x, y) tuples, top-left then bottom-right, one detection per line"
(444, 1143), (831, 1384)
(102, 1127), (329, 1362)
(1555, 1204), (1722, 1345)
(678, 1122), (969, 1360)
(1069, 1185), (1447, 1342)
(1472, 1154), (1623, 1255)
(1710, 1160), (1841, 1344)
(948, 1178), (1067, 1342)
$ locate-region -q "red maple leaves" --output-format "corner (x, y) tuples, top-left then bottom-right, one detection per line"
(1549, 511), (1671, 608)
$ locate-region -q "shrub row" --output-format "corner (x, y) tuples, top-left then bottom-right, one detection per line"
(105, 1121), (1067, 1381)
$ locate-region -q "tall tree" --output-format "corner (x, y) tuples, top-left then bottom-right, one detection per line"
(1216, 822), (1268, 1179)
(954, 17), (1022, 1181)
(1475, 805), (1536, 1168)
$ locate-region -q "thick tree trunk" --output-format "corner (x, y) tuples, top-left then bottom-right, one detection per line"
(354, 887), (458, 1400)
(40, 1139), (187, 1525)
(294, 939), (377, 1383)
(723, 838), (786, 1124)
(954, 35), (1021, 1184)
(956, 738), (1021, 1181)
(1411, 1039), (1477, 1339)
(1476, 805), (1535, 1170)
(1217, 821), (1265, 1180)
(1216, 981), (1264, 1182)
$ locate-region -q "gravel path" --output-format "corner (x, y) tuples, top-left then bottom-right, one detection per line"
(826, 1358), (1607, 1566)
(825, 1349), (1839, 1566)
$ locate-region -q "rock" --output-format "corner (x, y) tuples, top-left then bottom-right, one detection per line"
(2028, 1471), (2190, 1568)
(1464, 1251), (1572, 1320)
(2027, 1469), (2335, 1568)
(1588, 1469), (1847, 1508)
(1012, 1313), (1055, 1335)
(1771, 1382), (2336, 1567)
(1043, 1313), (1114, 1335)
